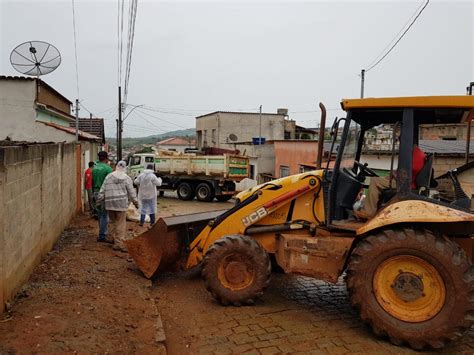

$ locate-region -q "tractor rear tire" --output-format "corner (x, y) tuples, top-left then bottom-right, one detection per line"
(177, 182), (195, 201)
(196, 182), (215, 202)
(346, 228), (474, 350)
(202, 235), (271, 306)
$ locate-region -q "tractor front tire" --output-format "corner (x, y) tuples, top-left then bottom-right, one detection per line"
(202, 235), (271, 306)
(346, 228), (474, 350)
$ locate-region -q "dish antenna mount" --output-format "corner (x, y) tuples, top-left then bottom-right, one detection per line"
(10, 41), (61, 77)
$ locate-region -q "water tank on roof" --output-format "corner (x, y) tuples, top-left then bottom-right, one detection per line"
(252, 137), (266, 145)
(277, 108), (288, 115)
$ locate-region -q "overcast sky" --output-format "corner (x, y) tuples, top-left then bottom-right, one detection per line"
(1, 0), (473, 138)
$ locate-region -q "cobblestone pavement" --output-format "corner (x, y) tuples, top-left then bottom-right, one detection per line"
(154, 270), (474, 355)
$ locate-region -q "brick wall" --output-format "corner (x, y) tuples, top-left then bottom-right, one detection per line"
(432, 156), (466, 176)
(0, 143), (78, 312)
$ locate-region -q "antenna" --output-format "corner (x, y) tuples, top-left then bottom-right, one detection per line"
(10, 41), (61, 77)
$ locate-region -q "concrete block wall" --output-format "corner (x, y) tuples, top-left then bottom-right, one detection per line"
(0, 143), (78, 313)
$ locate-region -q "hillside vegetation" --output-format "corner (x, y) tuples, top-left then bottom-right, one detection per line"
(108, 128), (195, 148)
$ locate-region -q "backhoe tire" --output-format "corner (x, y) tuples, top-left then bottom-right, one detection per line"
(346, 228), (474, 350)
(202, 235), (271, 306)
(196, 183), (215, 202)
(177, 182), (194, 201)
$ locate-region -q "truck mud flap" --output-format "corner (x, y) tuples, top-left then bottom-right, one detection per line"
(125, 210), (228, 278)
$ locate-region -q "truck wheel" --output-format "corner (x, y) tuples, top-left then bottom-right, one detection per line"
(196, 182), (215, 202)
(346, 228), (474, 350)
(216, 195), (232, 202)
(202, 235), (271, 306)
(177, 182), (195, 201)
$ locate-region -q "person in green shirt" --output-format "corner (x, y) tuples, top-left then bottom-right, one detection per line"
(92, 151), (113, 243)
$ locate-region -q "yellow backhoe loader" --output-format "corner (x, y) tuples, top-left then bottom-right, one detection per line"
(126, 95), (474, 349)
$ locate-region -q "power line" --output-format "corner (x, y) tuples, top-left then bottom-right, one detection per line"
(118, 0), (125, 85)
(135, 108), (189, 129)
(365, 0), (430, 72)
(71, 0), (80, 99)
(123, 0), (138, 105)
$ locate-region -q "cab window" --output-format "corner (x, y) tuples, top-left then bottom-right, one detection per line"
(131, 156), (141, 166)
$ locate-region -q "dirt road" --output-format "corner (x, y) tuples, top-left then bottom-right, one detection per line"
(0, 214), (166, 354)
(0, 194), (232, 354)
(2, 194), (473, 354)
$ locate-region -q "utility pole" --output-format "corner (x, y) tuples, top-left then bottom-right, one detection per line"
(75, 99), (80, 141)
(118, 86), (123, 161)
(466, 82), (473, 164)
(360, 69), (365, 98)
(259, 105), (262, 144)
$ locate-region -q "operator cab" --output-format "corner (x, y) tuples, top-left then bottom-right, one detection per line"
(324, 96), (474, 229)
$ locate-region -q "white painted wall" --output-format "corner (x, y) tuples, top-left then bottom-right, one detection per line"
(234, 143), (275, 183)
(0, 80), (74, 143)
(360, 154), (397, 171)
(157, 144), (189, 153)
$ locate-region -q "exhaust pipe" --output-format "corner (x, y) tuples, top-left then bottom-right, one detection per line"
(316, 102), (327, 169)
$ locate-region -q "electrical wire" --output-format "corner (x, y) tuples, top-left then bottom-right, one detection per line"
(118, 0), (125, 85)
(123, 0), (138, 105)
(365, 0), (430, 72)
(79, 101), (95, 116)
(135, 108), (189, 129)
(71, 0), (80, 99)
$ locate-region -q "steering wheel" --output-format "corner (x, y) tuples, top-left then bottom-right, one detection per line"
(354, 161), (378, 177)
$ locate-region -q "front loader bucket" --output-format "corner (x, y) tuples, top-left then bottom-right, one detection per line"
(125, 210), (228, 278)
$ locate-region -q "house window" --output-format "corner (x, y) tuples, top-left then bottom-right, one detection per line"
(249, 164), (255, 180)
(203, 130), (208, 147)
(284, 131), (291, 139)
(212, 129), (216, 146)
(280, 165), (290, 177)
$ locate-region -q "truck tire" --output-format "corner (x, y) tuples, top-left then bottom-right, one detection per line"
(202, 235), (271, 306)
(346, 228), (474, 350)
(177, 182), (195, 201)
(216, 195), (232, 202)
(196, 182), (215, 202)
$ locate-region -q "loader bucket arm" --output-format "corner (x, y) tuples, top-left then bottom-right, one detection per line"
(126, 171), (324, 278)
(125, 210), (228, 278)
(185, 172), (325, 269)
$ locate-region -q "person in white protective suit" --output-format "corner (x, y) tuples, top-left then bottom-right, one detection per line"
(134, 164), (162, 226)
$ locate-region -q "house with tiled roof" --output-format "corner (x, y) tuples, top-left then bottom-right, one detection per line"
(156, 137), (195, 153)
(361, 139), (474, 177)
(70, 118), (106, 144)
(0, 76), (101, 144)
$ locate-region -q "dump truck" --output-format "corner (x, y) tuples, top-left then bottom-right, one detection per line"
(127, 152), (249, 202)
(126, 96), (474, 349)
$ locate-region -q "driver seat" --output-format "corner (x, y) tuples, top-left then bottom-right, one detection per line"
(378, 153), (434, 207)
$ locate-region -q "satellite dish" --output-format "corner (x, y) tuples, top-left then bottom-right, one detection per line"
(10, 41), (61, 76)
(228, 133), (238, 142)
